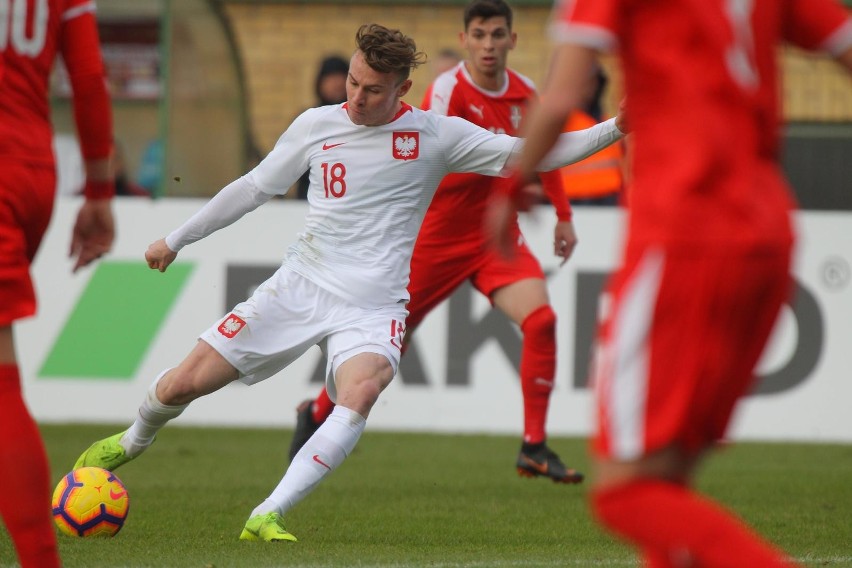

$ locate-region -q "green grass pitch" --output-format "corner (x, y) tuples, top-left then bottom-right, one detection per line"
(2, 424), (851, 567)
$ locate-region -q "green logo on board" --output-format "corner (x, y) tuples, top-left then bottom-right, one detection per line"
(39, 261), (194, 379)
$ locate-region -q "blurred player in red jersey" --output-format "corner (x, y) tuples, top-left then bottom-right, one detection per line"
(490, 0), (852, 565)
(289, 0), (590, 484)
(1, 1), (115, 565)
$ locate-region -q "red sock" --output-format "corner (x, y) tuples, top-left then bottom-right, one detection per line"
(519, 306), (556, 445)
(592, 480), (800, 568)
(0, 364), (60, 568)
(311, 387), (335, 424)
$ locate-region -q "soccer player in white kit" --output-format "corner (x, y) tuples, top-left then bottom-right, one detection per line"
(73, 23), (625, 542)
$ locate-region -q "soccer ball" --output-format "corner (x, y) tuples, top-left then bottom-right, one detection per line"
(52, 466), (130, 537)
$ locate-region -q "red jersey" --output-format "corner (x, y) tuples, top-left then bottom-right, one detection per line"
(552, 0), (852, 248)
(0, 0), (112, 168)
(421, 63), (571, 253)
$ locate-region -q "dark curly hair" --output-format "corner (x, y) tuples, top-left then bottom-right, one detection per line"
(355, 24), (427, 81)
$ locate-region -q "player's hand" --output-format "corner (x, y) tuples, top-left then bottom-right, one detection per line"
(69, 198), (115, 273)
(615, 98), (629, 134)
(145, 238), (178, 272)
(553, 220), (577, 265)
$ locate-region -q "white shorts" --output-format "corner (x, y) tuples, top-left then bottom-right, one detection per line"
(200, 267), (407, 402)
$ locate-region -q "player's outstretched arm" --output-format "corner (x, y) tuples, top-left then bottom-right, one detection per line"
(145, 239), (178, 273)
(160, 175), (274, 257)
(537, 117), (624, 172)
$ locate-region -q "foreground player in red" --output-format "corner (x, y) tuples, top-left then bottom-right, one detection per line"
(289, 0), (595, 484)
(489, 0), (852, 566)
(0, 2), (115, 566)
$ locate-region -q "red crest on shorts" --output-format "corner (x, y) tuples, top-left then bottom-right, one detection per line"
(218, 314), (246, 338)
(392, 132), (419, 160)
(389, 319), (406, 351)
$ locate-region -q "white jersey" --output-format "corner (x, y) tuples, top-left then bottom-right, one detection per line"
(165, 102), (622, 310)
(248, 102), (517, 308)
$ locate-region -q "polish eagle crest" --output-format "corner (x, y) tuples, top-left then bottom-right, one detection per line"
(392, 131), (419, 160)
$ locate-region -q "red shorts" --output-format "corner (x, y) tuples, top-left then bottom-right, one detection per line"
(591, 242), (792, 460)
(406, 225), (544, 329)
(0, 163), (56, 325)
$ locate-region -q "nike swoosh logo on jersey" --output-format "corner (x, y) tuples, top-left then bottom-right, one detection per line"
(313, 454), (331, 470)
(322, 141), (346, 150)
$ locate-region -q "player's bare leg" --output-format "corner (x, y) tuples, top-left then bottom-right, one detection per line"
(246, 352), (393, 541)
(75, 340), (239, 470)
(492, 278), (583, 484)
(332, 352), (394, 418)
(155, 340), (240, 405)
(289, 332), (417, 460)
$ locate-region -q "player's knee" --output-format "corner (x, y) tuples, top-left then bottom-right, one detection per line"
(337, 374), (386, 417)
(334, 352), (394, 416)
(357, 379), (383, 406)
(155, 369), (198, 406)
(521, 305), (556, 344)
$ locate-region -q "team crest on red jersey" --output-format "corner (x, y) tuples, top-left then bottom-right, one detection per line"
(392, 132), (419, 160)
(218, 314), (246, 338)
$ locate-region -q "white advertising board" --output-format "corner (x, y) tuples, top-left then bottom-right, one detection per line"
(17, 198), (852, 442)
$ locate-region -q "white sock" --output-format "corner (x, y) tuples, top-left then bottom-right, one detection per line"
(120, 369), (188, 457)
(251, 405), (366, 517)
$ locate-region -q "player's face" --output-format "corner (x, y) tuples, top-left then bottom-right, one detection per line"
(346, 51), (412, 126)
(461, 17), (516, 82)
